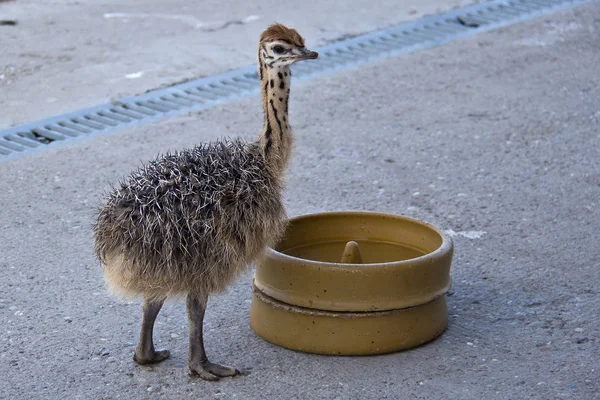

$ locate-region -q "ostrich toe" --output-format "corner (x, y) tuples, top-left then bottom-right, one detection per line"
(189, 361), (240, 381)
(133, 349), (171, 365)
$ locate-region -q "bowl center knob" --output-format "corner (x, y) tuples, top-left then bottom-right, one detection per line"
(340, 241), (363, 264)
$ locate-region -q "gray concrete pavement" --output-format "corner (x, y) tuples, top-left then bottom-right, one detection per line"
(0, 0), (476, 129)
(1, 2), (599, 399)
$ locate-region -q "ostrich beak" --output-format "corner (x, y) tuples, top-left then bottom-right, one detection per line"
(296, 47), (319, 61)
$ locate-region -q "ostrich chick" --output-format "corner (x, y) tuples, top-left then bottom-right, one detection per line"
(93, 24), (318, 381)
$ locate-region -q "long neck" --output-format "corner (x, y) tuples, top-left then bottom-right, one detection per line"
(257, 58), (293, 176)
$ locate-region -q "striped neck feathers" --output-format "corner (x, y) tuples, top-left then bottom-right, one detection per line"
(257, 57), (293, 175)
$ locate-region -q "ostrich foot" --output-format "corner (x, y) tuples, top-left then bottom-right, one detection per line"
(133, 349), (171, 365)
(189, 361), (240, 381)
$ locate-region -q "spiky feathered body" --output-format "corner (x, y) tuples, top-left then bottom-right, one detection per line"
(94, 139), (286, 301)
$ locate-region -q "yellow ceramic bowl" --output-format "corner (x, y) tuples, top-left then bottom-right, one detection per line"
(250, 212), (453, 355)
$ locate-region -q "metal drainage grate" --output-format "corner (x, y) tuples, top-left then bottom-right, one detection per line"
(0, 0), (592, 161)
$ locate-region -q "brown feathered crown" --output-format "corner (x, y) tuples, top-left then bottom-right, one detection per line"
(260, 24), (305, 47)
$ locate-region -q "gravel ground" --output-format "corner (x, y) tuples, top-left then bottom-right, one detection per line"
(0, 2), (599, 399)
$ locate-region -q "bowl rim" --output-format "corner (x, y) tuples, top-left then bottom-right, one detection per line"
(266, 210), (454, 268)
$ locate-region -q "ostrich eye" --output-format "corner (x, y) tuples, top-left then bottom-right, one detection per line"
(272, 45), (286, 54)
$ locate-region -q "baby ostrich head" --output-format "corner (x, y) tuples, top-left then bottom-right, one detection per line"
(258, 24), (318, 70)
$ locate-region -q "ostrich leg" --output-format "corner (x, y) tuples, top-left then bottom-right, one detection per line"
(187, 293), (240, 381)
(133, 298), (170, 364)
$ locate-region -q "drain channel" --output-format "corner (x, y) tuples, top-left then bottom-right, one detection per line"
(0, 0), (591, 161)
